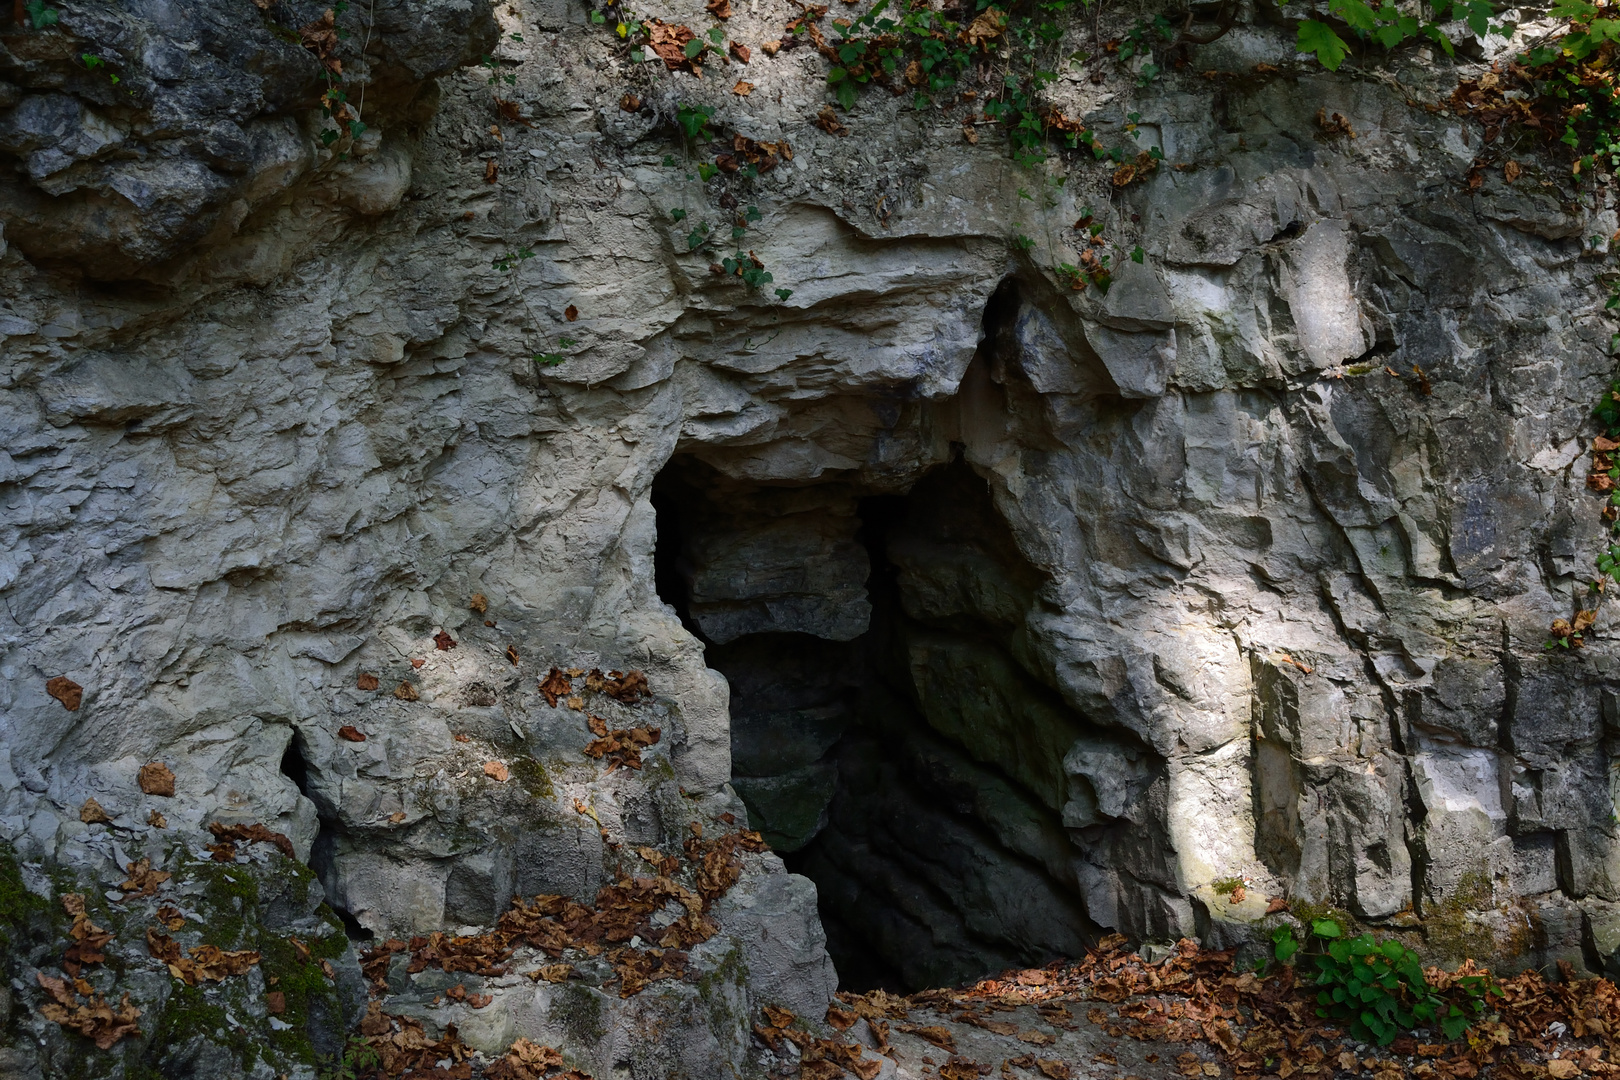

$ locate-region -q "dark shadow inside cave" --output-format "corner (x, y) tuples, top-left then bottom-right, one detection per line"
(651, 447), (1106, 991)
(281, 731), (374, 941)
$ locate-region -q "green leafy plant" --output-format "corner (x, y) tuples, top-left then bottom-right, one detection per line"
(492, 248), (536, 272)
(1296, 0), (1508, 71)
(482, 53), (517, 87)
(676, 103), (715, 143)
(1271, 919), (1496, 1046)
(813, 0), (1087, 164)
(318, 1038), (380, 1080)
(23, 0), (58, 29)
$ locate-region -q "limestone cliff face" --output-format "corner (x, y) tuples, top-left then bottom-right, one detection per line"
(3, 0), (1620, 1071)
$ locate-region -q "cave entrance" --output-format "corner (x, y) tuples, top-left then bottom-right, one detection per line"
(652, 449), (1106, 991)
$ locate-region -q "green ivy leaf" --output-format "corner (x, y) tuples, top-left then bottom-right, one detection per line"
(1298, 19), (1351, 69)
(684, 38), (705, 58)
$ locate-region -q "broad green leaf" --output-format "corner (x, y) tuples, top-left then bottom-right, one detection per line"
(1311, 918), (1344, 939)
(1332, 0), (1378, 30)
(1298, 20), (1351, 69)
(1551, 0), (1598, 17)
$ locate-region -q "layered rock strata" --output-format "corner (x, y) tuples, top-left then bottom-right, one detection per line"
(5, 0), (1620, 1072)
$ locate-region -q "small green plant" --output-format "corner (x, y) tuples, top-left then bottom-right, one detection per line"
(492, 248), (536, 272)
(1211, 876), (1245, 896)
(676, 103), (715, 143)
(318, 1038), (380, 1080)
(1271, 919), (1496, 1046)
(23, 0), (58, 28)
(481, 53), (517, 87)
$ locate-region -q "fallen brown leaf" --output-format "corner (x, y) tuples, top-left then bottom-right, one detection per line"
(36, 972), (141, 1049)
(530, 962), (574, 983)
(118, 858), (171, 898)
(484, 761), (510, 782)
(138, 762), (175, 797)
(733, 80), (753, 95)
(208, 822), (296, 859)
(357, 672), (380, 691)
(815, 105), (847, 135)
(338, 725), (367, 742)
(47, 676), (82, 711)
(540, 668), (573, 707)
(80, 798), (112, 825)
(648, 21), (702, 74)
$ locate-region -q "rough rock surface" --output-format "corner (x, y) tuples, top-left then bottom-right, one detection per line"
(5, 0), (1620, 1071)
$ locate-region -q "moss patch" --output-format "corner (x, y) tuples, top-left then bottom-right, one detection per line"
(554, 981), (607, 1045)
(511, 756), (555, 799)
(191, 861), (261, 949)
(141, 982), (261, 1073)
(0, 842), (49, 954)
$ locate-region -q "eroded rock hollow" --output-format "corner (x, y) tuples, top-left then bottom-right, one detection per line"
(6, 0), (1620, 1071)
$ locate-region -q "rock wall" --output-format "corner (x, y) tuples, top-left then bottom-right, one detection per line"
(6, 0), (1620, 1070)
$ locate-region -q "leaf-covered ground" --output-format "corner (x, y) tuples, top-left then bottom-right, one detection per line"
(753, 937), (1620, 1080)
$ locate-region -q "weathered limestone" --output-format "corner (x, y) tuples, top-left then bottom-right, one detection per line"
(7, 0), (1620, 1069)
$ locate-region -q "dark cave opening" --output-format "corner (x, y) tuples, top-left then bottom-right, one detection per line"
(280, 730), (374, 941)
(651, 449), (1106, 991)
